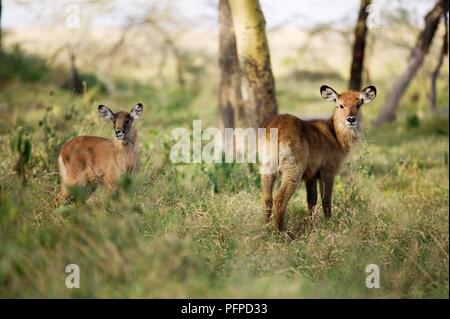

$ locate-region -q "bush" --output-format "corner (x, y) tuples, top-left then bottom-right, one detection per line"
(61, 72), (108, 95)
(0, 46), (49, 83)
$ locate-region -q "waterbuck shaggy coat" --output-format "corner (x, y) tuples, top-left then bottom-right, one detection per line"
(54, 103), (143, 205)
(260, 85), (377, 231)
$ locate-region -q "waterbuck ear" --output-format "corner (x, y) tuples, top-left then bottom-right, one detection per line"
(98, 105), (114, 120)
(130, 103), (143, 120)
(320, 85), (339, 103)
(360, 86), (377, 104)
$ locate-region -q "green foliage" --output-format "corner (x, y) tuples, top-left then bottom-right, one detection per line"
(61, 72), (108, 95)
(22, 140), (32, 165)
(200, 159), (260, 194)
(10, 127), (32, 185)
(67, 184), (97, 204)
(0, 46), (49, 83)
(0, 191), (19, 225)
(116, 174), (138, 196)
(163, 86), (198, 113)
(10, 127), (23, 153)
(37, 105), (79, 171)
(405, 113), (420, 129)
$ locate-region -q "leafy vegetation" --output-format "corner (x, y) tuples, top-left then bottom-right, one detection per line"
(0, 46), (49, 83)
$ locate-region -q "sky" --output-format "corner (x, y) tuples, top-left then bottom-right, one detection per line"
(2, 0), (433, 30)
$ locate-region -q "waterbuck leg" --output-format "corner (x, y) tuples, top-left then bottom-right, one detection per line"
(306, 178), (318, 216)
(54, 185), (71, 206)
(321, 175), (334, 219)
(319, 178), (325, 200)
(273, 167), (302, 231)
(261, 174), (276, 223)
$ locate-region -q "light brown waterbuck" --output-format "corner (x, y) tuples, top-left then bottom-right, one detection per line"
(55, 103), (143, 205)
(260, 85), (377, 231)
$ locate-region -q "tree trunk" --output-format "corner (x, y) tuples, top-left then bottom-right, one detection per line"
(172, 47), (185, 87)
(429, 13), (448, 112)
(374, 0), (448, 126)
(228, 0), (277, 129)
(218, 0), (243, 129)
(69, 50), (83, 94)
(349, 0), (371, 91)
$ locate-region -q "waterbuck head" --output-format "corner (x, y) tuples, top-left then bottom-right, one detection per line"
(320, 85), (376, 131)
(98, 103), (143, 142)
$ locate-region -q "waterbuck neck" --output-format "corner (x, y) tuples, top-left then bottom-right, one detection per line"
(113, 127), (139, 173)
(331, 115), (361, 152)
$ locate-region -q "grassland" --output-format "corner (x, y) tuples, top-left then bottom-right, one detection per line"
(0, 28), (449, 298)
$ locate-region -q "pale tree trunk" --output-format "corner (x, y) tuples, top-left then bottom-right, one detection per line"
(228, 0), (277, 129)
(374, 0), (448, 126)
(429, 13), (448, 112)
(218, 0), (243, 129)
(349, 0), (371, 91)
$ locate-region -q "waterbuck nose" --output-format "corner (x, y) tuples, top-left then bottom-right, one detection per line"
(346, 116), (356, 124)
(115, 129), (124, 136)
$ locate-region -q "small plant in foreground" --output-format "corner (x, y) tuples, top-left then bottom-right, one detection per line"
(10, 127), (32, 186)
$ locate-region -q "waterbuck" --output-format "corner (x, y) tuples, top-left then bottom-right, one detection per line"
(260, 85), (376, 231)
(54, 103), (143, 205)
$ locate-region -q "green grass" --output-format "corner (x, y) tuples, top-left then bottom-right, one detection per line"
(0, 49), (448, 298)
